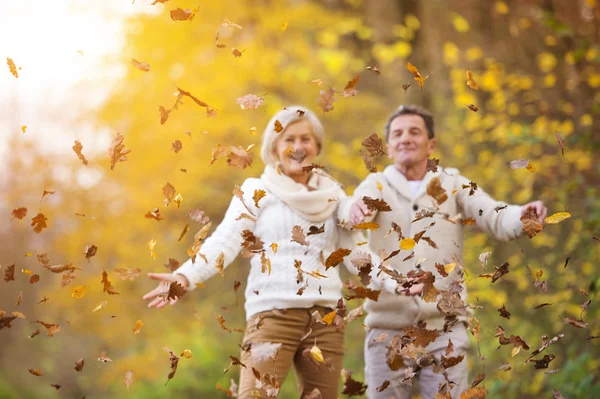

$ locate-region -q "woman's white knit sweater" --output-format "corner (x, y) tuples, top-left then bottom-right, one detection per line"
(174, 177), (391, 320)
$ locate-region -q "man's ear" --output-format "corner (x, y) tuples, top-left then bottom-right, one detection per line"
(427, 138), (437, 155)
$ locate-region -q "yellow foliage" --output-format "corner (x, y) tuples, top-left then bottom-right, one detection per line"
(443, 41), (460, 65)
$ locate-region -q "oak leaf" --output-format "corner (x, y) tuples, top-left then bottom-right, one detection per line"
(31, 213), (48, 233)
(72, 140), (88, 165)
(236, 94), (264, 110)
(325, 248), (352, 270)
(108, 133), (131, 171)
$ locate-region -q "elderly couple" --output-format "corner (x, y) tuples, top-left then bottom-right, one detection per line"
(143, 104), (546, 399)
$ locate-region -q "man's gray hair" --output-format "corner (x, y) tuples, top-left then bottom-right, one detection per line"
(260, 106), (324, 165)
(384, 104), (435, 141)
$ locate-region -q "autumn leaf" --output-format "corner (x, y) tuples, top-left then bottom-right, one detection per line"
(172, 140), (183, 153)
(167, 282), (186, 300)
(124, 370), (134, 391)
(345, 281), (380, 301)
(33, 320), (61, 336)
(132, 320), (143, 334)
(360, 151), (377, 173)
(163, 347), (180, 385)
(426, 158), (439, 173)
(341, 369), (368, 396)
(366, 64), (380, 74)
(28, 369), (44, 376)
(466, 70), (479, 90)
(98, 350), (113, 362)
(72, 140), (88, 165)
(426, 176), (448, 205)
(216, 314), (233, 333)
(555, 131), (565, 157)
(170, 7), (199, 21)
(306, 224), (325, 236)
(71, 285), (87, 299)
(145, 208), (163, 221)
(31, 213), (48, 233)
(227, 145), (254, 169)
(274, 119), (283, 133)
(342, 74), (360, 97)
(101, 271), (119, 295)
(352, 221), (380, 230)
(291, 225), (309, 247)
(11, 207), (27, 221)
(317, 87), (336, 112)
(74, 357), (84, 372)
(400, 238), (416, 250)
(363, 196), (391, 212)
(407, 62), (431, 89)
(361, 133), (385, 157)
(7, 57), (18, 78)
(508, 157), (529, 169)
(561, 316), (589, 329)
(402, 83), (411, 93)
(108, 133), (132, 171)
(210, 144), (229, 165)
(491, 262), (510, 283)
(148, 239), (158, 260)
(250, 342), (282, 363)
(520, 209), (543, 238)
(84, 244), (98, 260)
(253, 189), (266, 208)
(236, 94), (264, 110)
(460, 386), (487, 399)
(544, 212), (571, 224)
(4, 264), (15, 282)
(188, 208), (209, 225)
(92, 301), (107, 312)
(163, 182), (176, 206)
(466, 104), (479, 112)
(325, 248), (352, 270)
(114, 267), (142, 281)
(131, 58), (151, 72)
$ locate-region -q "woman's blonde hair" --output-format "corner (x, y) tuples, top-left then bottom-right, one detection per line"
(260, 106), (324, 165)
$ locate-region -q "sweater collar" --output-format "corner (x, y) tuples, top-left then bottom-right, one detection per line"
(383, 165), (441, 201)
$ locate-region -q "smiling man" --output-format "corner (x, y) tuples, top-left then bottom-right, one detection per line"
(339, 104), (547, 399)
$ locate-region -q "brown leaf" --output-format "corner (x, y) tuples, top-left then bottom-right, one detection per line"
(163, 347), (180, 385)
(407, 62), (431, 89)
(317, 88), (336, 112)
(4, 264), (15, 282)
(97, 350), (112, 362)
(555, 131), (565, 157)
(466, 104), (479, 112)
(466, 70), (478, 90)
(342, 74), (360, 97)
(165, 258), (180, 272)
(325, 248), (352, 270)
(170, 7), (198, 21)
(46, 263), (78, 273)
(561, 317), (589, 329)
(291, 225), (309, 247)
(341, 370), (367, 396)
(114, 267), (142, 281)
(84, 245), (98, 260)
(216, 314), (233, 333)
(33, 320), (61, 336)
(29, 274), (40, 284)
(376, 380), (390, 392)
(241, 230), (264, 252)
(231, 48), (244, 57)
(520, 209), (543, 238)
(227, 145), (254, 169)
(70, 140), (89, 166)
(172, 140), (183, 153)
(167, 282), (186, 300)
(108, 133), (132, 171)
(74, 357), (84, 372)
(362, 133), (386, 157)
(404, 321), (440, 347)
(236, 94), (264, 110)
(426, 158), (439, 173)
(345, 281), (380, 301)
(11, 207), (27, 221)
(362, 196), (391, 212)
(61, 271), (76, 287)
(366, 64), (380, 75)
(131, 58), (150, 71)
(31, 213), (48, 233)
(145, 208), (164, 221)
(124, 369), (134, 391)
(498, 304), (511, 319)
(401, 83), (411, 93)
(28, 368), (44, 376)
(274, 119), (284, 133)
(426, 176), (448, 205)
(101, 271), (119, 295)
(491, 262), (510, 283)
(307, 224), (325, 236)
(360, 151), (377, 172)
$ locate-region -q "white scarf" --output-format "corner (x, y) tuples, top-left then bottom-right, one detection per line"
(261, 164), (345, 223)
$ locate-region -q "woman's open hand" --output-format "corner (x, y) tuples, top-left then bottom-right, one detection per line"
(142, 273), (189, 309)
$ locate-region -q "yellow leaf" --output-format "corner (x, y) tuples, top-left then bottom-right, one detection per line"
(249, 126), (256, 136)
(173, 193), (183, 208)
(544, 212), (571, 224)
(451, 13), (470, 33)
(495, 1), (509, 14)
(72, 285), (87, 299)
(181, 349), (193, 358)
(12, 311), (26, 319)
(148, 239), (157, 260)
(25, 252), (32, 256)
(376, 181), (383, 191)
(525, 163), (536, 172)
(511, 345), (522, 357)
(21, 125), (27, 133)
(21, 269), (33, 275)
(132, 320), (143, 334)
(400, 238), (416, 250)
(270, 243), (278, 254)
(281, 21), (288, 32)
(309, 344), (325, 363)
(445, 263), (456, 274)
(92, 301), (108, 312)
(322, 310), (337, 325)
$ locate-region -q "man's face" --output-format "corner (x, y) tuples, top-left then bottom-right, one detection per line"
(386, 114), (436, 169)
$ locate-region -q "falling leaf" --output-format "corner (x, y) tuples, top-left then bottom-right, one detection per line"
(291, 225), (309, 247)
(172, 140), (183, 153)
(309, 343), (325, 363)
(366, 64), (380, 74)
(31, 213), (48, 233)
(84, 245), (98, 261)
(145, 208), (163, 221)
(341, 370), (368, 396)
(426, 176), (448, 205)
(521, 209), (543, 238)
(402, 83), (411, 93)
(98, 350), (112, 362)
(281, 21), (288, 31)
(307, 224), (325, 236)
(181, 349), (193, 358)
(342, 74), (360, 97)
(148, 239), (157, 260)
(352, 221), (380, 230)
(7, 57), (18, 78)
(28, 369), (44, 376)
(170, 7), (199, 21)
(253, 189), (266, 208)
(131, 58), (151, 72)
(270, 243), (278, 254)
(227, 145), (254, 169)
(509, 157), (529, 169)
(108, 133), (132, 171)
(325, 248), (352, 270)
(544, 212), (571, 224)
(400, 238), (416, 250)
(163, 347), (180, 385)
(114, 267), (142, 281)
(33, 320), (61, 336)
(11, 207), (27, 222)
(21, 125), (26, 133)
(466, 70), (479, 90)
(311, 79), (323, 86)
(72, 285), (87, 299)
(101, 271), (119, 295)
(251, 342), (283, 363)
(273, 119), (284, 133)
(132, 320), (143, 334)
(210, 144), (229, 165)
(466, 104), (479, 112)
(460, 386), (487, 399)
(92, 301), (108, 312)
(407, 62), (431, 89)
(236, 94), (265, 110)
(317, 88), (336, 112)
(74, 357), (84, 372)
(362, 196), (391, 212)
(561, 317), (589, 329)
(72, 140), (88, 165)
(555, 131), (565, 157)
(232, 48), (244, 57)
(4, 264), (15, 282)
(491, 262), (510, 283)
(124, 370), (133, 391)
(362, 133), (386, 157)
(167, 282), (186, 300)
(498, 304), (511, 319)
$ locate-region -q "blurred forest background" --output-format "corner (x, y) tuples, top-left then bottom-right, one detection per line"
(1, 0), (599, 398)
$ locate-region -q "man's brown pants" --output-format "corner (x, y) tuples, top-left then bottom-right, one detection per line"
(238, 306), (344, 399)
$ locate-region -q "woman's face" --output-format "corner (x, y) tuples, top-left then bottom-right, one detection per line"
(273, 119), (320, 183)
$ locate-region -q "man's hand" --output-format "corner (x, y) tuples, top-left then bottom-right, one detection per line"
(520, 200), (547, 223)
(350, 199), (373, 224)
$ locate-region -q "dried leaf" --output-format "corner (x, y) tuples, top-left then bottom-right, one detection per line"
(163, 347), (180, 385)
(291, 225), (309, 247)
(31, 213), (48, 233)
(71, 285), (87, 299)
(352, 221), (380, 230)
(426, 176), (448, 205)
(544, 212), (571, 224)
(101, 271), (119, 295)
(74, 357), (84, 372)
(227, 145), (254, 169)
(108, 133), (132, 171)
(407, 62), (431, 89)
(236, 94), (264, 110)
(342, 74), (360, 97)
(466, 70), (479, 90)
(361, 133), (386, 157)
(4, 264), (15, 282)
(520, 209), (543, 238)
(124, 370), (134, 391)
(131, 58), (150, 72)
(317, 88), (336, 112)
(325, 248), (352, 270)
(114, 267), (142, 281)
(7, 57), (18, 78)
(170, 7), (198, 21)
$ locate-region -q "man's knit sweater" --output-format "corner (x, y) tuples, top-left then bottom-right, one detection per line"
(339, 165), (525, 330)
(175, 178), (387, 320)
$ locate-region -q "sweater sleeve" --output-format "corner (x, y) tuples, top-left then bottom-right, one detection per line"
(173, 178), (262, 290)
(337, 172), (383, 224)
(452, 169), (524, 242)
